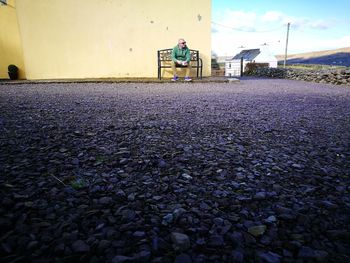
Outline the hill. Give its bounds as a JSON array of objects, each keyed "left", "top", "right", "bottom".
[{"left": 276, "top": 47, "right": 350, "bottom": 66}]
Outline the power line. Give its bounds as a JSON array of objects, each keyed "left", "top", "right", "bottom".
[{"left": 212, "top": 21, "right": 284, "bottom": 33}]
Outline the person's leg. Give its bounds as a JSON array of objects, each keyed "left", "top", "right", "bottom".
[
  {"left": 171, "top": 61, "right": 178, "bottom": 80},
  {"left": 185, "top": 63, "right": 192, "bottom": 81}
]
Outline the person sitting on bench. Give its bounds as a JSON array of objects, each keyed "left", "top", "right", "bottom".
[{"left": 171, "top": 38, "right": 192, "bottom": 82}]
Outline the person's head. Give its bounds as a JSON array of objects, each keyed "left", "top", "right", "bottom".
[{"left": 178, "top": 38, "right": 187, "bottom": 49}]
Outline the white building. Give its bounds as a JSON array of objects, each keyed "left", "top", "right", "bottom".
[{"left": 225, "top": 46, "right": 278, "bottom": 77}]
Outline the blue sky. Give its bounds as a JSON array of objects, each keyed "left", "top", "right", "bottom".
[{"left": 212, "top": 0, "right": 350, "bottom": 56}]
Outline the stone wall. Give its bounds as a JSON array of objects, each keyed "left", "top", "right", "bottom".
[{"left": 245, "top": 67, "right": 350, "bottom": 86}]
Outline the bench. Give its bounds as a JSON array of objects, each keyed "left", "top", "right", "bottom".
[{"left": 157, "top": 48, "right": 203, "bottom": 80}]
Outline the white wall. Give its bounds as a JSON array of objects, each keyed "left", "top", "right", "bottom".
[
  {"left": 255, "top": 47, "right": 278, "bottom": 68},
  {"left": 225, "top": 59, "right": 241, "bottom": 77}
]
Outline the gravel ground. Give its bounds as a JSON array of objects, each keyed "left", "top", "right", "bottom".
[{"left": 1, "top": 79, "right": 350, "bottom": 263}]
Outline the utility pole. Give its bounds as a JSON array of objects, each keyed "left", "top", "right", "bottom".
[{"left": 283, "top": 22, "right": 290, "bottom": 68}]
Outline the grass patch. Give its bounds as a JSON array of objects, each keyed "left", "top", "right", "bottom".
[{"left": 70, "top": 178, "right": 88, "bottom": 189}]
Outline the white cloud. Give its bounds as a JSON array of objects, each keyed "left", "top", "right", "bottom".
[
  {"left": 320, "top": 35, "right": 350, "bottom": 49},
  {"left": 262, "top": 11, "right": 284, "bottom": 22},
  {"left": 212, "top": 29, "right": 285, "bottom": 56},
  {"left": 309, "top": 20, "right": 331, "bottom": 30},
  {"left": 284, "top": 34, "right": 350, "bottom": 54},
  {"left": 261, "top": 12, "right": 307, "bottom": 29},
  {"left": 212, "top": 9, "right": 342, "bottom": 56},
  {"left": 217, "top": 10, "right": 332, "bottom": 32},
  {"left": 219, "top": 10, "right": 257, "bottom": 31}
]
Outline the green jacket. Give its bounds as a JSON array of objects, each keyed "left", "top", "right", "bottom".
[{"left": 171, "top": 45, "right": 191, "bottom": 63}]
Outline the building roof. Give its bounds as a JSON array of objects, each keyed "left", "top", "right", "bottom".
[{"left": 232, "top": 49, "right": 261, "bottom": 61}]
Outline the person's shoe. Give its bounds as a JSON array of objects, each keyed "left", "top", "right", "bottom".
[
  {"left": 184, "top": 77, "right": 192, "bottom": 82},
  {"left": 171, "top": 76, "right": 179, "bottom": 81}
]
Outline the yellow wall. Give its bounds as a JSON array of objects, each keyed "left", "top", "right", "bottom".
[
  {"left": 15, "top": 0, "right": 211, "bottom": 80},
  {"left": 0, "top": 0, "right": 25, "bottom": 79}
]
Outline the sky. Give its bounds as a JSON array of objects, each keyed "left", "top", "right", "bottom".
[{"left": 212, "top": 0, "right": 350, "bottom": 56}]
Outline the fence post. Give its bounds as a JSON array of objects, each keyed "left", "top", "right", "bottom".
[{"left": 240, "top": 58, "right": 243, "bottom": 77}]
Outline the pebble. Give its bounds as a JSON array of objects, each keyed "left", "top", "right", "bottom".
[
  {"left": 298, "top": 246, "right": 316, "bottom": 259},
  {"left": 161, "top": 214, "right": 174, "bottom": 226},
  {"left": 208, "top": 235, "right": 225, "bottom": 247},
  {"left": 181, "top": 173, "right": 193, "bottom": 180},
  {"left": 265, "top": 215, "right": 277, "bottom": 224},
  {"left": 99, "top": 196, "right": 112, "bottom": 205},
  {"left": 175, "top": 253, "right": 192, "bottom": 263},
  {"left": 248, "top": 225, "right": 267, "bottom": 237},
  {"left": 112, "top": 255, "right": 133, "bottom": 263},
  {"left": 231, "top": 250, "right": 244, "bottom": 263},
  {"left": 71, "top": 240, "right": 90, "bottom": 253},
  {"left": 254, "top": 191, "right": 267, "bottom": 200},
  {"left": 133, "top": 231, "right": 146, "bottom": 238},
  {"left": 171, "top": 232, "right": 190, "bottom": 251},
  {"left": 258, "top": 251, "right": 282, "bottom": 263}
]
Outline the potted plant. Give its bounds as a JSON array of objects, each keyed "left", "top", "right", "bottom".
[{"left": 8, "top": 64, "right": 19, "bottom": 80}]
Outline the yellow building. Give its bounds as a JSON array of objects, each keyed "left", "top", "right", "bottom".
[
  {"left": 0, "top": 0, "right": 25, "bottom": 79},
  {"left": 0, "top": 0, "right": 211, "bottom": 80}
]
